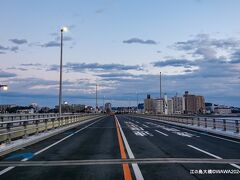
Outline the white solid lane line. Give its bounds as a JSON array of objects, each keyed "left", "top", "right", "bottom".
[
  {"left": 115, "top": 116, "right": 144, "bottom": 180},
  {"left": 142, "top": 124, "right": 149, "bottom": 128},
  {"left": 155, "top": 130, "right": 168, "bottom": 136},
  {"left": 188, "top": 145, "right": 240, "bottom": 169},
  {"left": 0, "top": 118, "right": 103, "bottom": 176}
]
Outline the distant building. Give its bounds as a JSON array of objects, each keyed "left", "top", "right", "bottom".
[
  {"left": 17, "top": 108, "right": 34, "bottom": 114},
  {"left": 196, "top": 96, "right": 205, "bottom": 114},
  {"left": 167, "top": 99, "right": 173, "bottom": 115},
  {"left": 214, "top": 106, "right": 231, "bottom": 114},
  {"left": 105, "top": 102, "right": 112, "bottom": 113},
  {"left": 152, "top": 98, "right": 165, "bottom": 114},
  {"left": 184, "top": 91, "right": 197, "bottom": 114},
  {"left": 137, "top": 103, "right": 144, "bottom": 113},
  {"left": 56, "top": 104, "right": 85, "bottom": 113},
  {"left": 172, "top": 96, "right": 185, "bottom": 114},
  {"left": 144, "top": 94, "right": 153, "bottom": 113},
  {"left": 183, "top": 91, "right": 205, "bottom": 114}
]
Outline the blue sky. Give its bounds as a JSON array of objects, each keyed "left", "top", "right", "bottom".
[{"left": 0, "top": 0, "right": 240, "bottom": 107}]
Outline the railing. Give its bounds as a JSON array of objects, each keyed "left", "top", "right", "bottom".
[
  {"left": 0, "top": 114, "right": 101, "bottom": 144},
  {"left": 135, "top": 114, "right": 240, "bottom": 134}
]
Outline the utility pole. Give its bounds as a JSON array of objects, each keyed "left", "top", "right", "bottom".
[
  {"left": 96, "top": 83, "right": 98, "bottom": 113},
  {"left": 160, "top": 72, "right": 162, "bottom": 99}
]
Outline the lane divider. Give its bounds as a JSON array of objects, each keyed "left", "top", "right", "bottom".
[
  {"left": 115, "top": 119, "right": 132, "bottom": 180},
  {"left": 155, "top": 130, "right": 168, "bottom": 136},
  {"left": 188, "top": 144, "right": 240, "bottom": 169},
  {"left": 115, "top": 115, "right": 144, "bottom": 180},
  {"left": 0, "top": 117, "right": 104, "bottom": 176}
]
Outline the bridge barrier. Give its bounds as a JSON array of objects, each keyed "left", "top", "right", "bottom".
[
  {"left": 0, "top": 114, "right": 102, "bottom": 144},
  {"left": 133, "top": 114, "right": 240, "bottom": 139}
]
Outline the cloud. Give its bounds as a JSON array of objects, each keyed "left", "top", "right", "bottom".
[
  {"left": 42, "top": 36, "right": 73, "bottom": 48},
  {"left": 0, "top": 70, "right": 17, "bottom": 78},
  {"left": 95, "top": 9, "right": 105, "bottom": 14},
  {"left": 66, "top": 62, "right": 143, "bottom": 71},
  {"left": 0, "top": 44, "right": 19, "bottom": 53},
  {"left": 10, "top": 46, "right": 19, "bottom": 52},
  {"left": 152, "top": 59, "right": 196, "bottom": 67},
  {"left": 21, "top": 63, "right": 42, "bottom": 67},
  {"left": 194, "top": 47, "right": 217, "bottom": 59},
  {"left": 9, "top": 38, "right": 28, "bottom": 45},
  {"left": 123, "top": 38, "right": 157, "bottom": 45},
  {"left": 97, "top": 72, "right": 135, "bottom": 78},
  {"left": 174, "top": 34, "right": 240, "bottom": 51},
  {"left": 42, "top": 41, "right": 60, "bottom": 47},
  {"left": 0, "top": 45, "right": 9, "bottom": 51},
  {"left": 55, "top": 36, "right": 73, "bottom": 41}
]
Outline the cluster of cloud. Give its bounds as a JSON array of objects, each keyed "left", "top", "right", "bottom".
[
  {"left": 1, "top": 33, "right": 240, "bottom": 106},
  {"left": 123, "top": 38, "right": 157, "bottom": 45}
]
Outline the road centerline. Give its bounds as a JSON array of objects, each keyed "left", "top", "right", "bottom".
[
  {"left": 115, "top": 117, "right": 133, "bottom": 180},
  {"left": 115, "top": 115, "right": 144, "bottom": 180}
]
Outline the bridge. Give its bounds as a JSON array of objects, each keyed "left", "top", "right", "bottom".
[{"left": 0, "top": 114, "right": 239, "bottom": 180}]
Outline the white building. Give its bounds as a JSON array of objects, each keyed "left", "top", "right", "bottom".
[
  {"left": 153, "top": 98, "right": 165, "bottom": 114},
  {"left": 167, "top": 99, "right": 173, "bottom": 115},
  {"left": 214, "top": 107, "right": 231, "bottom": 114},
  {"left": 172, "top": 96, "right": 185, "bottom": 114}
]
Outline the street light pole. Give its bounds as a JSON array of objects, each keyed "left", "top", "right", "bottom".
[{"left": 58, "top": 27, "right": 68, "bottom": 117}]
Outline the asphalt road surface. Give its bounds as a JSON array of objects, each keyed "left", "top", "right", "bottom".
[{"left": 0, "top": 115, "right": 239, "bottom": 180}]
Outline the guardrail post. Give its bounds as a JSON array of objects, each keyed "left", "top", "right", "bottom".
[
  {"left": 52, "top": 119, "right": 55, "bottom": 129},
  {"left": 58, "top": 117, "right": 61, "bottom": 128},
  {"left": 235, "top": 120, "right": 239, "bottom": 133},
  {"left": 204, "top": 118, "right": 207, "bottom": 128},
  {"left": 6, "top": 123, "right": 12, "bottom": 143},
  {"left": 36, "top": 120, "right": 39, "bottom": 135},
  {"left": 23, "top": 121, "right": 28, "bottom": 138},
  {"left": 0, "top": 116, "right": 3, "bottom": 127},
  {"left": 197, "top": 117, "right": 200, "bottom": 126},
  {"left": 44, "top": 119, "right": 48, "bottom": 132},
  {"left": 191, "top": 118, "right": 194, "bottom": 125},
  {"left": 223, "top": 119, "right": 226, "bottom": 131},
  {"left": 213, "top": 119, "right": 216, "bottom": 129}
]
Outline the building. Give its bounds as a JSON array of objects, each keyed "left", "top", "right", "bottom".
[
  {"left": 152, "top": 98, "right": 165, "bottom": 114},
  {"left": 105, "top": 102, "right": 112, "bottom": 113},
  {"left": 172, "top": 96, "right": 185, "bottom": 114},
  {"left": 214, "top": 106, "right": 231, "bottom": 114},
  {"left": 196, "top": 96, "right": 205, "bottom": 114},
  {"left": 183, "top": 91, "right": 205, "bottom": 114},
  {"left": 144, "top": 94, "right": 153, "bottom": 113},
  {"left": 184, "top": 91, "right": 197, "bottom": 114},
  {"left": 137, "top": 103, "right": 144, "bottom": 113},
  {"left": 167, "top": 99, "right": 173, "bottom": 115}
]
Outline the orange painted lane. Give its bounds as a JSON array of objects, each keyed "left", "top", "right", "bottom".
[{"left": 115, "top": 117, "right": 133, "bottom": 180}]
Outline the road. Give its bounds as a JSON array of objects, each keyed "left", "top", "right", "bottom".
[{"left": 0, "top": 115, "right": 239, "bottom": 180}]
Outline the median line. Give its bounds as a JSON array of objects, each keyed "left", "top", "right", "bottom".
[
  {"left": 115, "top": 118, "right": 132, "bottom": 180},
  {"left": 115, "top": 115, "right": 144, "bottom": 180}
]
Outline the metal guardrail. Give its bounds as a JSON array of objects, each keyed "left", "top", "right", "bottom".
[
  {"left": 0, "top": 113, "right": 90, "bottom": 122},
  {"left": 137, "top": 114, "right": 240, "bottom": 134},
  {"left": 0, "top": 114, "right": 100, "bottom": 144}
]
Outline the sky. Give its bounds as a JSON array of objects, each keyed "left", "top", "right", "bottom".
[{"left": 0, "top": 0, "right": 240, "bottom": 107}]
